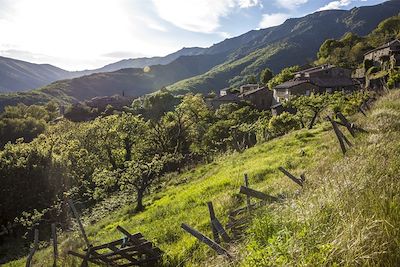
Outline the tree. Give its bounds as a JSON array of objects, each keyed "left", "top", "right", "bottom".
[
  {"left": 268, "top": 112, "right": 300, "bottom": 136},
  {"left": 246, "top": 75, "right": 257, "bottom": 84},
  {"left": 268, "top": 66, "right": 300, "bottom": 89},
  {"left": 290, "top": 94, "right": 330, "bottom": 129},
  {"left": 121, "top": 154, "right": 176, "bottom": 212},
  {"left": 260, "top": 68, "right": 273, "bottom": 85}
]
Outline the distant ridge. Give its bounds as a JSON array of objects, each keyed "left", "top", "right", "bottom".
[{"left": 0, "top": 0, "right": 399, "bottom": 110}]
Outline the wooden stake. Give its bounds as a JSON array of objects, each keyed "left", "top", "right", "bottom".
[
  {"left": 207, "top": 202, "right": 231, "bottom": 243},
  {"left": 207, "top": 202, "right": 220, "bottom": 244},
  {"left": 336, "top": 112, "right": 355, "bottom": 137},
  {"left": 211, "top": 219, "right": 231, "bottom": 243},
  {"left": 68, "top": 199, "right": 90, "bottom": 248},
  {"left": 239, "top": 186, "right": 278, "bottom": 202},
  {"left": 278, "top": 167, "right": 303, "bottom": 187},
  {"left": 244, "top": 174, "right": 251, "bottom": 211},
  {"left": 26, "top": 229, "right": 39, "bottom": 267},
  {"left": 328, "top": 116, "right": 347, "bottom": 155},
  {"left": 51, "top": 223, "right": 58, "bottom": 267},
  {"left": 181, "top": 223, "right": 232, "bottom": 258}
]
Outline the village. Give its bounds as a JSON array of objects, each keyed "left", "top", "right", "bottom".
[{"left": 206, "top": 38, "right": 400, "bottom": 115}]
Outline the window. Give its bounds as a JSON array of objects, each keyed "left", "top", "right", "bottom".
[{"left": 306, "top": 90, "right": 310, "bottom": 96}]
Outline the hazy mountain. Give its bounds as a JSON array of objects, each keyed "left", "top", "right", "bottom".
[
  {"left": 0, "top": 0, "right": 399, "bottom": 109},
  {"left": 0, "top": 56, "right": 74, "bottom": 92},
  {"left": 84, "top": 47, "right": 207, "bottom": 74},
  {"left": 0, "top": 47, "right": 208, "bottom": 93},
  {"left": 0, "top": 52, "right": 228, "bottom": 109}
]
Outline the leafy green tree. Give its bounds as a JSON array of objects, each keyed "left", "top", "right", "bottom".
[
  {"left": 260, "top": 68, "right": 273, "bottom": 85},
  {"left": 268, "top": 66, "right": 300, "bottom": 89}
]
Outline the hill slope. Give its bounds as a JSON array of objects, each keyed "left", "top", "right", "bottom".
[
  {"left": 7, "top": 88, "right": 400, "bottom": 266},
  {"left": 0, "top": 52, "right": 229, "bottom": 109},
  {"left": 0, "top": 56, "right": 73, "bottom": 92},
  {"left": 167, "top": 0, "right": 400, "bottom": 94}
]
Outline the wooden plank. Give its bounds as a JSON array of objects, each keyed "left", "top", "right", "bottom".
[
  {"left": 239, "top": 186, "right": 278, "bottom": 202},
  {"left": 92, "top": 242, "right": 153, "bottom": 259},
  {"left": 90, "top": 234, "right": 143, "bottom": 251},
  {"left": 278, "top": 167, "right": 303, "bottom": 187},
  {"left": 51, "top": 223, "right": 58, "bottom": 267},
  {"left": 244, "top": 174, "right": 251, "bottom": 211},
  {"left": 26, "top": 229, "right": 39, "bottom": 267},
  {"left": 68, "top": 199, "right": 90, "bottom": 247},
  {"left": 116, "top": 226, "right": 157, "bottom": 256},
  {"left": 207, "top": 202, "right": 220, "bottom": 244},
  {"left": 327, "top": 116, "right": 347, "bottom": 155},
  {"left": 211, "top": 219, "right": 231, "bottom": 243},
  {"left": 108, "top": 244, "right": 140, "bottom": 265},
  {"left": 359, "top": 106, "right": 367, "bottom": 117},
  {"left": 336, "top": 112, "right": 355, "bottom": 137},
  {"left": 181, "top": 223, "right": 232, "bottom": 258}
]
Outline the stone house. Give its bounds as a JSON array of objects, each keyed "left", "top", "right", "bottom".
[
  {"left": 364, "top": 39, "right": 400, "bottom": 70},
  {"left": 273, "top": 65, "right": 356, "bottom": 101},
  {"left": 239, "top": 86, "right": 273, "bottom": 110}
]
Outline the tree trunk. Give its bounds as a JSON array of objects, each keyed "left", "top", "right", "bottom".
[
  {"left": 308, "top": 110, "right": 319, "bottom": 129},
  {"left": 135, "top": 188, "right": 145, "bottom": 212}
]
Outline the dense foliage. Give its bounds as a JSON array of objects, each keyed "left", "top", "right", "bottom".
[{"left": 316, "top": 15, "right": 400, "bottom": 68}]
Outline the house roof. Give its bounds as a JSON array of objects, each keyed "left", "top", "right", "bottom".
[
  {"left": 311, "top": 77, "right": 356, "bottom": 87},
  {"left": 240, "top": 83, "right": 259, "bottom": 88},
  {"left": 239, "top": 86, "right": 268, "bottom": 97},
  {"left": 213, "top": 94, "right": 241, "bottom": 102},
  {"left": 294, "top": 64, "right": 334, "bottom": 75},
  {"left": 274, "top": 80, "right": 311, "bottom": 90},
  {"left": 364, "top": 39, "right": 400, "bottom": 56}
]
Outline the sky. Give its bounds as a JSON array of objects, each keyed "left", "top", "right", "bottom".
[{"left": 0, "top": 0, "right": 387, "bottom": 71}]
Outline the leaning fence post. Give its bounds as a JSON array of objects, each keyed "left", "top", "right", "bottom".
[
  {"left": 336, "top": 112, "right": 355, "bottom": 137},
  {"left": 51, "top": 223, "right": 58, "bottom": 266},
  {"left": 68, "top": 199, "right": 91, "bottom": 248},
  {"left": 181, "top": 223, "right": 232, "bottom": 258},
  {"left": 278, "top": 167, "right": 304, "bottom": 187},
  {"left": 26, "top": 229, "right": 39, "bottom": 267},
  {"left": 327, "top": 116, "right": 347, "bottom": 155},
  {"left": 207, "top": 202, "right": 220, "bottom": 244},
  {"left": 244, "top": 174, "right": 251, "bottom": 211}
]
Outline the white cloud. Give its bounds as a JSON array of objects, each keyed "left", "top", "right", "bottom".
[
  {"left": 317, "top": 0, "right": 352, "bottom": 11},
  {"left": 275, "top": 0, "right": 308, "bottom": 10},
  {"left": 151, "top": 0, "right": 261, "bottom": 33},
  {"left": 238, "top": 0, "right": 262, "bottom": 8},
  {"left": 0, "top": 0, "right": 177, "bottom": 70},
  {"left": 259, "top": 13, "right": 290, "bottom": 28}
]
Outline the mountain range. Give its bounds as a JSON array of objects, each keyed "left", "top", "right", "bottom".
[{"left": 0, "top": 0, "right": 399, "bottom": 110}]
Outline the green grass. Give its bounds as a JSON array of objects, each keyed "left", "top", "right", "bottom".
[{"left": 6, "top": 89, "right": 400, "bottom": 266}]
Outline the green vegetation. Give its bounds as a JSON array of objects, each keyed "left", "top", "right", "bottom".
[
  {"left": 267, "top": 65, "right": 300, "bottom": 90},
  {"left": 316, "top": 15, "right": 400, "bottom": 68},
  {"left": 0, "top": 87, "right": 375, "bottom": 265},
  {"left": 241, "top": 89, "right": 400, "bottom": 266}
]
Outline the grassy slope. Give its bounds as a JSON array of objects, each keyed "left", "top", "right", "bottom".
[{"left": 6, "top": 89, "right": 400, "bottom": 266}]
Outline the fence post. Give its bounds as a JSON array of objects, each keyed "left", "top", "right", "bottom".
[
  {"left": 68, "top": 199, "right": 90, "bottom": 248},
  {"left": 51, "top": 223, "right": 58, "bottom": 267},
  {"left": 207, "top": 202, "right": 220, "bottom": 244},
  {"left": 26, "top": 229, "right": 39, "bottom": 267},
  {"left": 336, "top": 112, "right": 355, "bottom": 137},
  {"left": 327, "top": 116, "right": 347, "bottom": 155},
  {"left": 181, "top": 223, "right": 232, "bottom": 258},
  {"left": 244, "top": 174, "right": 251, "bottom": 211}
]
